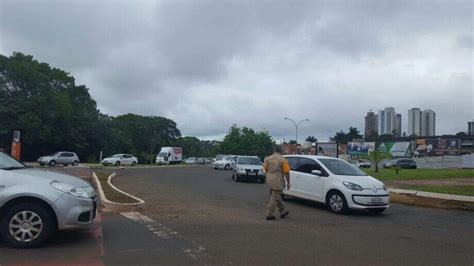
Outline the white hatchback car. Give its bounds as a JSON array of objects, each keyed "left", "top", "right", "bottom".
[{"left": 283, "top": 155, "right": 389, "bottom": 214}]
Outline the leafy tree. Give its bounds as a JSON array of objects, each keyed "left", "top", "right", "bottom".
[
  {"left": 288, "top": 140, "right": 298, "bottom": 145},
  {"left": 0, "top": 52, "right": 101, "bottom": 161},
  {"left": 367, "top": 150, "right": 391, "bottom": 173},
  {"left": 305, "top": 136, "right": 317, "bottom": 143},
  {"left": 219, "top": 125, "right": 275, "bottom": 159}
]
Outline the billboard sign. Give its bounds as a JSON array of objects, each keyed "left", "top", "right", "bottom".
[
  {"left": 316, "top": 142, "right": 338, "bottom": 158},
  {"left": 415, "top": 139, "right": 461, "bottom": 157},
  {"left": 377, "top": 142, "right": 412, "bottom": 157},
  {"left": 348, "top": 142, "right": 375, "bottom": 156}
]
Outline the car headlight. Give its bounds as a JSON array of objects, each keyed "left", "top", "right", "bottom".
[
  {"left": 51, "top": 181, "right": 89, "bottom": 198},
  {"left": 343, "top": 181, "right": 363, "bottom": 191},
  {"left": 237, "top": 167, "right": 245, "bottom": 172}
]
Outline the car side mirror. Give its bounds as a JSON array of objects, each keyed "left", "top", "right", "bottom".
[{"left": 311, "top": 170, "right": 322, "bottom": 176}]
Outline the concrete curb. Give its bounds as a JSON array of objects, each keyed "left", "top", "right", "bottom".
[
  {"left": 388, "top": 188, "right": 474, "bottom": 211},
  {"left": 92, "top": 172, "right": 145, "bottom": 212}
]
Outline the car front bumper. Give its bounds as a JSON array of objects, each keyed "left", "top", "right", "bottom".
[
  {"left": 54, "top": 193, "right": 98, "bottom": 230},
  {"left": 236, "top": 172, "right": 265, "bottom": 179},
  {"left": 347, "top": 193, "right": 390, "bottom": 209}
]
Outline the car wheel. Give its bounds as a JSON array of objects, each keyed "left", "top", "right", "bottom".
[
  {"left": 72, "top": 161, "right": 79, "bottom": 166},
  {"left": 224, "top": 164, "right": 230, "bottom": 170},
  {"left": 132, "top": 161, "right": 137, "bottom": 166},
  {"left": 48, "top": 160, "right": 56, "bottom": 167},
  {"left": 0, "top": 202, "right": 56, "bottom": 248},
  {"left": 326, "top": 190, "right": 348, "bottom": 214},
  {"left": 259, "top": 178, "right": 265, "bottom": 183},
  {"left": 369, "top": 208, "right": 386, "bottom": 214},
  {"left": 115, "top": 161, "right": 121, "bottom": 167}
]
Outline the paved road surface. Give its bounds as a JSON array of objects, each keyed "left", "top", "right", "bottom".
[
  {"left": 110, "top": 166, "right": 474, "bottom": 266},
  {"left": 1, "top": 166, "right": 473, "bottom": 265}
]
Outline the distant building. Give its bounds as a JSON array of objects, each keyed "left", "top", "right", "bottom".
[
  {"left": 364, "top": 111, "right": 378, "bottom": 137},
  {"left": 378, "top": 107, "right": 400, "bottom": 135},
  {"left": 421, "top": 110, "right": 436, "bottom": 136},
  {"left": 468, "top": 121, "right": 474, "bottom": 135},
  {"left": 395, "top": 113, "right": 402, "bottom": 136},
  {"left": 408, "top": 108, "right": 422, "bottom": 136}
]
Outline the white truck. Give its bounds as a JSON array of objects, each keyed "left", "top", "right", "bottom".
[{"left": 156, "top": 147, "right": 183, "bottom": 164}]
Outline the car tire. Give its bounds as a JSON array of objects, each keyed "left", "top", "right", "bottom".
[
  {"left": 259, "top": 178, "right": 265, "bottom": 183},
  {"left": 369, "top": 208, "right": 386, "bottom": 214},
  {"left": 0, "top": 202, "right": 56, "bottom": 248},
  {"left": 115, "top": 161, "right": 121, "bottom": 167},
  {"left": 132, "top": 161, "right": 137, "bottom": 166},
  {"left": 48, "top": 160, "right": 56, "bottom": 167},
  {"left": 326, "top": 190, "right": 349, "bottom": 214},
  {"left": 72, "top": 161, "right": 79, "bottom": 166},
  {"left": 224, "top": 164, "right": 230, "bottom": 170}
]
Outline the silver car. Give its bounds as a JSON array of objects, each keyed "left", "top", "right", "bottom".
[
  {"left": 0, "top": 152, "right": 97, "bottom": 248},
  {"left": 38, "top": 151, "right": 80, "bottom": 167},
  {"left": 101, "top": 154, "right": 138, "bottom": 166},
  {"left": 213, "top": 155, "right": 238, "bottom": 170},
  {"left": 232, "top": 156, "right": 265, "bottom": 183}
]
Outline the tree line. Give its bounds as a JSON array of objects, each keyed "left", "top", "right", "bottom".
[{"left": 0, "top": 52, "right": 275, "bottom": 163}]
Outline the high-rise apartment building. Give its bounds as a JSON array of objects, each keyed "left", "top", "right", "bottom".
[
  {"left": 364, "top": 111, "right": 378, "bottom": 137},
  {"left": 421, "top": 109, "right": 436, "bottom": 136},
  {"left": 408, "top": 108, "right": 422, "bottom": 136},
  {"left": 395, "top": 113, "right": 402, "bottom": 136},
  {"left": 378, "top": 107, "right": 399, "bottom": 135},
  {"left": 468, "top": 121, "right": 474, "bottom": 135}
]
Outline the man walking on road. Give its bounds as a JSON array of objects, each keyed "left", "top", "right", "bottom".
[{"left": 263, "top": 146, "right": 290, "bottom": 220}]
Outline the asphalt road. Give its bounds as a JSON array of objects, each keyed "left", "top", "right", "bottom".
[
  {"left": 1, "top": 166, "right": 473, "bottom": 265},
  {"left": 110, "top": 166, "right": 474, "bottom": 266}
]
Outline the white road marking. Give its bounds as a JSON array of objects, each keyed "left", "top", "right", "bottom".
[{"left": 120, "top": 211, "right": 210, "bottom": 261}]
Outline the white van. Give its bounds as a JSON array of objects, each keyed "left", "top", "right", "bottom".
[{"left": 156, "top": 147, "right": 183, "bottom": 164}]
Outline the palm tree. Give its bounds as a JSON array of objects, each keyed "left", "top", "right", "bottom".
[{"left": 368, "top": 150, "right": 392, "bottom": 173}]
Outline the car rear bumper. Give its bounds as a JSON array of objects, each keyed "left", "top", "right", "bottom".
[{"left": 55, "top": 193, "right": 98, "bottom": 230}]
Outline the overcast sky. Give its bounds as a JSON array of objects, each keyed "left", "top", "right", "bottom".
[{"left": 1, "top": 0, "right": 472, "bottom": 141}]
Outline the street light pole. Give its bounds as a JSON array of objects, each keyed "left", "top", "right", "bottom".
[{"left": 284, "top": 117, "right": 310, "bottom": 144}]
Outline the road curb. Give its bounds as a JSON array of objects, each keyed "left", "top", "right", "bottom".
[
  {"left": 388, "top": 188, "right": 474, "bottom": 211},
  {"left": 92, "top": 172, "right": 145, "bottom": 212}
]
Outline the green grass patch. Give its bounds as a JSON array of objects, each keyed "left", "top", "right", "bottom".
[
  {"left": 363, "top": 168, "right": 474, "bottom": 181},
  {"left": 95, "top": 172, "right": 139, "bottom": 204},
  {"left": 398, "top": 185, "right": 474, "bottom": 196}
]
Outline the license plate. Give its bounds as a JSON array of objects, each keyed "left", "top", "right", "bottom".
[{"left": 371, "top": 197, "right": 383, "bottom": 204}]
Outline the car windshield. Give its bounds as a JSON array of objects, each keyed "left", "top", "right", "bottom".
[
  {"left": 238, "top": 157, "right": 262, "bottom": 165},
  {"left": 158, "top": 152, "right": 168, "bottom": 157},
  {"left": 319, "top": 158, "right": 367, "bottom": 176},
  {"left": 0, "top": 152, "right": 26, "bottom": 170},
  {"left": 112, "top": 154, "right": 123, "bottom": 158}
]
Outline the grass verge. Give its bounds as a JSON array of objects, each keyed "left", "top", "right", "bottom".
[
  {"left": 394, "top": 185, "right": 474, "bottom": 197},
  {"left": 95, "top": 172, "right": 140, "bottom": 204},
  {"left": 363, "top": 168, "right": 474, "bottom": 181}
]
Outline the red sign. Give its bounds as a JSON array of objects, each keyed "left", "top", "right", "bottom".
[{"left": 11, "top": 142, "right": 21, "bottom": 160}]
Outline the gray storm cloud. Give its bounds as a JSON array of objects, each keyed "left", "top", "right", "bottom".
[{"left": 1, "top": 0, "right": 472, "bottom": 141}]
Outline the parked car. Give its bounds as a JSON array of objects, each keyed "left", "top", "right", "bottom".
[
  {"left": 213, "top": 155, "right": 238, "bottom": 170},
  {"left": 213, "top": 154, "right": 226, "bottom": 162},
  {"left": 0, "top": 152, "right": 97, "bottom": 248},
  {"left": 101, "top": 154, "right": 138, "bottom": 166},
  {"left": 383, "top": 158, "right": 417, "bottom": 169},
  {"left": 185, "top": 157, "right": 197, "bottom": 164},
  {"left": 352, "top": 159, "right": 371, "bottom": 168},
  {"left": 37, "top": 152, "right": 80, "bottom": 167},
  {"left": 283, "top": 155, "right": 389, "bottom": 214},
  {"left": 196, "top": 158, "right": 206, "bottom": 165},
  {"left": 232, "top": 156, "right": 265, "bottom": 183}
]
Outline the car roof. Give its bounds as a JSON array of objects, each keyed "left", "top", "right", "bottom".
[{"left": 283, "top": 155, "right": 340, "bottom": 160}]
